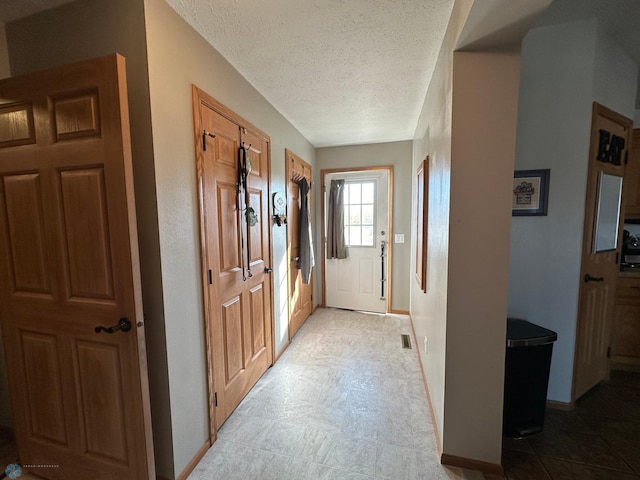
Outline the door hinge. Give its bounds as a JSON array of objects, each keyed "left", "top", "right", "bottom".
[
  {"left": 208, "top": 269, "right": 213, "bottom": 285},
  {"left": 607, "top": 346, "right": 611, "bottom": 358},
  {"left": 214, "top": 392, "right": 218, "bottom": 407}
]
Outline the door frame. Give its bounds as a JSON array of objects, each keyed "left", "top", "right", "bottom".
[
  {"left": 192, "top": 86, "right": 275, "bottom": 442},
  {"left": 320, "top": 166, "right": 394, "bottom": 313}
]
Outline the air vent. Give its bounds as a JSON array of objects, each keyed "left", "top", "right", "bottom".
[{"left": 401, "top": 334, "right": 412, "bottom": 349}]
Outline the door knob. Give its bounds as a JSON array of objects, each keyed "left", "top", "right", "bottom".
[
  {"left": 95, "top": 318, "right": 132, "bottom": 334},
  {"left": 264, "top": 266, "right": 273, "bottom": 273},
  {"left": 584, "top": 274, "right": 604, "bottom": 283}
]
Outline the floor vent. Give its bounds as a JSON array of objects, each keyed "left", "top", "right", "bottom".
[{"left": 401, "top": 334, "right": 412, "bottom": 349}]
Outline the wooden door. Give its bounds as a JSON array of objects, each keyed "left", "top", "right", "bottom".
[
  {"left": 286, "top": 149, "right": 313, "bottom": 339},
  {"left": 574, "top": 103, "right": 632, "bottom": 399},
  {"left": 0, "top": 55, "right": 154, "bottom": 479},
  {"left": 193, "top": 87, "right": 273, "bottom": 433}
]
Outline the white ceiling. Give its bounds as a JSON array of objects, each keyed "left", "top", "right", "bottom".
[{"left": 2, "top": 0, "right": 639, "bottom": 146}]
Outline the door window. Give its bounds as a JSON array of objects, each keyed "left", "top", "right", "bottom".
[{"left": 344, "top": 181, "right": 375, "bottom": 246}]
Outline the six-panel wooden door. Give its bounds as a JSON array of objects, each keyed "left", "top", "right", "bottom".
[
  {"left": 193, "top": 86, "right": 273, "bottom": 433},
  {"left": 0, "top": 55, "right": 154, "bottom": 479},
  {"left": 286, "top": 150, "right": 313, "bottom": 340}
]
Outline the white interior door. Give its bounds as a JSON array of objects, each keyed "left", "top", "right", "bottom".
[{"left": 325, "top": 170, "right": 389, "bottom": 313}]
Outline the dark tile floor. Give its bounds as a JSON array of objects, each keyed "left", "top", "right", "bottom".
[{"left": 500, "top": 370, "right": 640, "bottom": 480}]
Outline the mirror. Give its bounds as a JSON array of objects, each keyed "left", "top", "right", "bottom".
[{"left": 593, "top": 172, "right": 623, "bottom": 253}]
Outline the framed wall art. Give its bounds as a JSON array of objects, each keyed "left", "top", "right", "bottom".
[{"left": 512, "top": 169, "right": 550, "bottom": 216}]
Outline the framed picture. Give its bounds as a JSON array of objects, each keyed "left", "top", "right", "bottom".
[{"left": 512, "top": 169, "right": 550, "bottom": 216}]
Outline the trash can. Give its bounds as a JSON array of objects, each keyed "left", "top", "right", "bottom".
[{"left": 503, "top": 318, "right": 557, "bottom": 438}]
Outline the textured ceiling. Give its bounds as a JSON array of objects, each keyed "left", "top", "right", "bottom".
[
  {"left": 164, "top": 0, "right": 455, "bottom": 147},
  {"left": 3, "top": 1, "right": 638, "bottom": 146}
]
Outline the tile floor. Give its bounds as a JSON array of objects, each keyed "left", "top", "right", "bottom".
[
  {"left": 499, "top": 370, "right": 640, "bottom": 479},
  {"left": 189, "top": 308, "right": 483, "bottom": 480}
]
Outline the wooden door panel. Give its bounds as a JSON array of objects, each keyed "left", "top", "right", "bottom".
[
  {"left": 2, "top": 173, "right": 51, "bottom": 295},
  {"left": 249, "top": 284, "right": 266, "bottom": 358},
  {"left": 52, "top": 92, "right": 101, "bottom": 141},
  {"left": 249, "top": 189, "right": 264, "bottom": 263},
  {"left": 0, "top": 103, "right": 36, "bottom": 147},
  {"left": 59, "top": 168, "right": 114, "bottom": 301},
  {"left": 221, "top": 296, "right": 244, "bottom": 383},
  {"left": 74, "top": 340, "right": 128, "bottom": 462},
  {"left": 20, "top": 331, "right": 67, "bottom": 445},
  {"left": 217, "top": 183, "right": 241, "bottom": 273}
]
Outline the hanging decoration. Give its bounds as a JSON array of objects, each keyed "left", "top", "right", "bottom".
[{"left": 238, "top": 142, "right": 256, "bottom": 280}]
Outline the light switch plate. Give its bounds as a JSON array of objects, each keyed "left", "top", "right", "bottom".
[{"left": 394, "top": 234, "right": 405, "bottom": 244}]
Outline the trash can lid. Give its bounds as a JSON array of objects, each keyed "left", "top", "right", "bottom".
[{"left": 506, "top": 318, "right": 557, "bottom": 347}]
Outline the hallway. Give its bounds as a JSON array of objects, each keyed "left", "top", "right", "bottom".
[{"left": 188, "top": 308, "right": 482, "bottom": 479}]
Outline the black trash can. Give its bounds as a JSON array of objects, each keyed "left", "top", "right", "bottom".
[{"left": 503, "top": 318, "right": 557, "bottom": 438}]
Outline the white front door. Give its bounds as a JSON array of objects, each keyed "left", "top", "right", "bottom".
[{"left": 325, "top": 170, "right": 389, "bottom": 313}]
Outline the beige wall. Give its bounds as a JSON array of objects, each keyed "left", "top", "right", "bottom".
[
  {"left": 4, "top": 1, "right": 174, "bottom": 477},
  {"left": 316, "top": 141, "right": 412, "bottom": 311},
  {"left": 143, "top": 0, "right": 316, "bottom": 474},
  {"left": 445, "top": 51, "right": 520, "bottom": 463},
  {"left": 410, "top": 0, "right": 474, "bottom": 450}
]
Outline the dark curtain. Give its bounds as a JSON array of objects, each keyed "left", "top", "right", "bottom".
[
  {"left": 297, "top": 178, "right": 314, "bottom": 284},
  {"left": 327, "top": 179, "right": 347, "bottom": 259}
]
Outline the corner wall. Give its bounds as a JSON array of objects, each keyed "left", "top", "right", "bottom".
[
  {"left": 316, "top": 141, "right": 412, "bottom": 311},
  {"left": 445, "top": 51, "right": 520, "bottom": 464},
  {"left": 509, "top": 19, "right": 638, "bottom": 403},
  {"left": 143, "top": 0, "right": 316, "bottom": 474},
  {"left": 410, "top": 0, "right": 474, "bottom": 453}
]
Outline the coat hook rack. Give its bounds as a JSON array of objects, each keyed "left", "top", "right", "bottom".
[{"left": 202, "top": 130, "right": 216, "bottom": 151}]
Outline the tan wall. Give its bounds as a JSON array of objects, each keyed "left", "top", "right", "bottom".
[
  {"left": 316, "top": 141, "right": 412, "bottom": 312},
  {"left": 4, "top": 1, "right": 174, "bottom": 477},
  {"left": 410, "top": 0, "right": 474, "bottom": 449},
  {"left": 143, "top": 0, "right": 315, "bottom": 474},
  {"left": 445, "top": 51, "right": 520, "bottom": 463}
]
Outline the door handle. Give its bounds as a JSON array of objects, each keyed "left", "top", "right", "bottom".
[
  {"left": 264, "top": 266, "right": 273, "bottom": 273},
  {"left": 95, "top": 318, "right": 132, "bottom": 334},
  {"left": 584, "top": 274, "right": 604, "bottom": 283}
]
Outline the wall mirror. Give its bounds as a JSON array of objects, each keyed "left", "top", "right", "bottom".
[{"left": 593, "top": 172, "right": 623, "bottom": 253}]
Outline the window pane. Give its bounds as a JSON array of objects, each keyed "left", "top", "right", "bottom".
[
  {"left": 349, "top": 226, "right": 361, "bottom": 245},
  {"left": 362, "top": 182, "right": 374, "bottom": 204},
  {"left": 362, "top": 205, "right": 374, "bottom": 225},
  {"left": 349, "top": 205, "right": 361, "bottom": 225},
  {"left": 349, "top": 183, "right": 361, "bottom": 204},
  {"left": 362, "top": 226, "right": 374, "bottom": 246}
]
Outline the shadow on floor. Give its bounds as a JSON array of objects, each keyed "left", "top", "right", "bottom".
[{"left": 499, "top": 370, "right": 640, "bottom": 480}]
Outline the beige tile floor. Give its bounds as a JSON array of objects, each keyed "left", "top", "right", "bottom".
[{"left": 189, "top": 307, "right": 484, "bottom": 480}]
